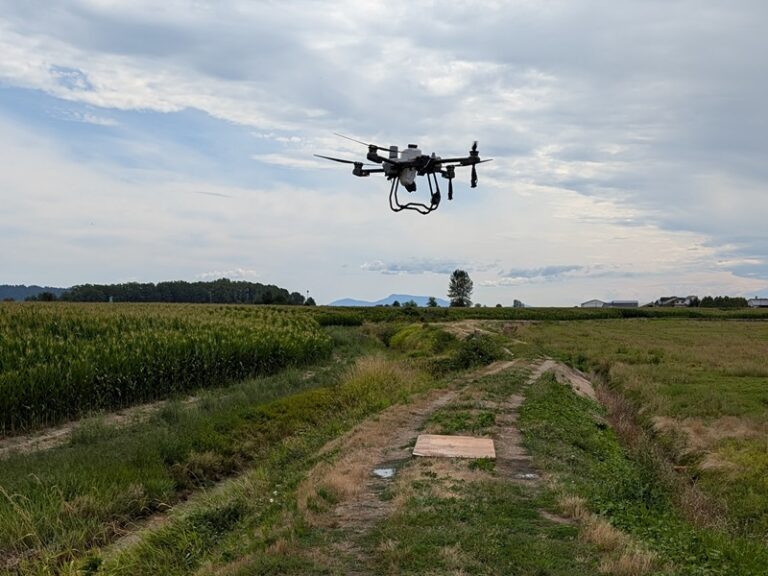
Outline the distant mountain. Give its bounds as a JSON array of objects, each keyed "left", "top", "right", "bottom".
[
  {"left": 330, "top": 294, "right": 450, "bottom": 307},
  {"left": 0, "top": 285, "right": 68, "bottom": 301}
]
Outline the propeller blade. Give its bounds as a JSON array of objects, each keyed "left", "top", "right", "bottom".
[
  {"left": 314, "top": 154, "right": 375, "bottom": 166},
  {"left": 448, "top": 178, "right": 454, "bottom": 201},
  {"left": 333, "top": 132, "right": 390, "bottom": 152},
  {"left": 477, "top": 159, "right": 493, "bottom": 164},
  {"left": 471, "top": 164, "right": 478, "bottom": 188},
  {"left": 314, "top": 154, "right": 357, "bottom": 164}
]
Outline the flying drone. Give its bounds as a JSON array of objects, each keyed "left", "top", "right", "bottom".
[{"left": 315, "top": 134, "right": 491, "bottom": 215}]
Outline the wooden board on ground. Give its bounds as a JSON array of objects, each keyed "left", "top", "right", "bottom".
[{"left": 413, "top": 434, "right": 496, "bottom": 459}]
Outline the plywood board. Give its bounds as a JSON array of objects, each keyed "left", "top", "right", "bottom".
[{"left": 412, "top": 434, "right": 495, "bottom": 459}]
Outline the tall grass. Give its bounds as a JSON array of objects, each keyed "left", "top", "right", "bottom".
[{"left": 0, "top": 303, "right": 332, "bottom": 433}]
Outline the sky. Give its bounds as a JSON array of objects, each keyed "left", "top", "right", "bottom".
[{"left": 1, "top": 0, "right": 767, "bottom": 306}]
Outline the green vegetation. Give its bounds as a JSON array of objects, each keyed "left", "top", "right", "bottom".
[
  {"left": 447, "top": 268, "right": 473, "bottom": 307},
  {"left": 0, "top": 329, "right": 385, "bottom": 574},
  {"left": 0, "top": 303, "right": 332, "bottom": 433},
  {"left": 92, "top": 356, "right": 435, "bottom": 576},
  {"left": 521, "top": 372, "right": 768, "bottom": 575},
  {"left": 5, "top": 303, "right": 768, "bottom": 575},
  {"left": 59, "top": 278, "right": 305, "bottom": 305},
  {"left": 360, "top": 476, "right": 597, "bottom": 575},
  {"left": 387, "top": 323, "right": 457, "bottom": 357},
  {"left": 326, "top": 304, "right": 768, "bottom": 323},
  {"left": 522, "top": 318, "right": 768, "bottom": 539}
]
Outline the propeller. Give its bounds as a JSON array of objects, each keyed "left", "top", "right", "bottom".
[
  {"left": 314, "top": 154, "right": 375, "bottom": 166},
  {"left": 470, "top": 159, "right": 493, "bottom": 188},
  {"left": 333, "top": 133, "right": 391, "bottom": 152},
  {"left": 468, "top": 142, "right": 492, "bottom": 188}
]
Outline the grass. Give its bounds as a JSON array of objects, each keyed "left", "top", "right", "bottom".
[
  {"left": 520, "top": 318, "right": 768, "bottom": 539},
  {"left": 360, "top": 477, "right": 598, "bottom": 575},
  {"left": 92, "top": 355, "right": 437, "bottom": 576},
  {"left": 426, "top": 400, "right": 496, "bottom": 435},
  {"left": 520, "top": 371, "right": 768, "bottom": 576}
]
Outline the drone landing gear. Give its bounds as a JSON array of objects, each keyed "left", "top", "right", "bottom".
[{"left": 388, "top": 172, "right": 450, "bottom": 215}]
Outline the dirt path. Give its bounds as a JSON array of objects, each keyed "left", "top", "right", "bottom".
[
  {"left": 0, "top": 396, "right": 197, "bottom": 459},
  {"left": 298, "top": 358, "right": 561, "bottom": 572},
  {"left": 492, "top": 359, "right": 555, "bottom": 480},
  {"left": 298, "top": 378, "right": 464, "bottom": 533}
]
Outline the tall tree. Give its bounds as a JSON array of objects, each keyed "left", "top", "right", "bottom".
[{"left": 448, "top": 269, "right": 473, "bottom": 307}]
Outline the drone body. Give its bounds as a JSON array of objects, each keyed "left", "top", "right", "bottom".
[{"left": 315, "top": 134, "right": 491, "bottom": 215}]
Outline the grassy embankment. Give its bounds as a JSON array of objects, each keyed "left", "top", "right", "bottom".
[
  {"left": 522, "top": 371, "right": 768, "bottom": 575},
  {"left": 520, "top": 318, "right": 768, "bottom": 541}
]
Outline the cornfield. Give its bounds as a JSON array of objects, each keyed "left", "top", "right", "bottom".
[{"left": 0, "top": 303, "right": 332, "bottom": 433}]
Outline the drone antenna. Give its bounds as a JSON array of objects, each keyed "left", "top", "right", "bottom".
[{"left": 333, "top": 133, "right": 389, "bottom": 152}]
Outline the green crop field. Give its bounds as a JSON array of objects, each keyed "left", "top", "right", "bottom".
[{"left": 0, "top": 303, "right": 332, "bottom": 433}]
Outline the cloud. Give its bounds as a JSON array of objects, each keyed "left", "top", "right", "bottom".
[
  {"left": 2, "top": 1, "right": 768, "bottom": 304},
  {"left": 361, "top": 259, "right": 497, "bottom": 276},
  {"left": 54, "top": 108, "right": 118, "bottom": 126},
  {"left": 197, "top": 268, "right": 261, "bottom": 281},
  {"left": 502, "top": 265, "right": 584, "bottom": 280}
]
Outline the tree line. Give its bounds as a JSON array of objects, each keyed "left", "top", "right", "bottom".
[{"left": 25, "top": 279, "right": 314, "bottom": 305}]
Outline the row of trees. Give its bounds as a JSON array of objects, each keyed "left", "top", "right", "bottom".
[
  {"left": 27, "top": 279, "right": 315, "bottom": 306},
  {"left": 699, "top": 296, "right": 749, "bottom": 308}
]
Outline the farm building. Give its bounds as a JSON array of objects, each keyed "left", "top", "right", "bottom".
[
  {"left": 748, "top": 298, "right": 768, "bottom": 308},
  {"left": 580, "top": 299, "right": 639, "bottom": 308}
]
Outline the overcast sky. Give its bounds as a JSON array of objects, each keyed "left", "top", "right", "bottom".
[{"left": 2, "top": 1, "right": 766, "bottom": 305}]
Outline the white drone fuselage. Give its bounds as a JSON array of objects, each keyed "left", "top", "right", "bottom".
[{"left": 397, "top": 145, "right": 420, "bottom": 186}]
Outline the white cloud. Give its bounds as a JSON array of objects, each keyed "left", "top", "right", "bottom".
[{"left": 197, "top": 268, "right": 261, "bottom": 281}]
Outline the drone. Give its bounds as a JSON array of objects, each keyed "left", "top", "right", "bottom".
[{"left": 315, "top": 134, "right": 491, "bottom": 215}]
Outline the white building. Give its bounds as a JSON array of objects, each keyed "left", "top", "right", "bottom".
[
  {"left": 581, "top": 299, "right": 605, "bottom": 308},
  {"left": 748, "top": 298, "right": 768, "bottom": 308}
]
